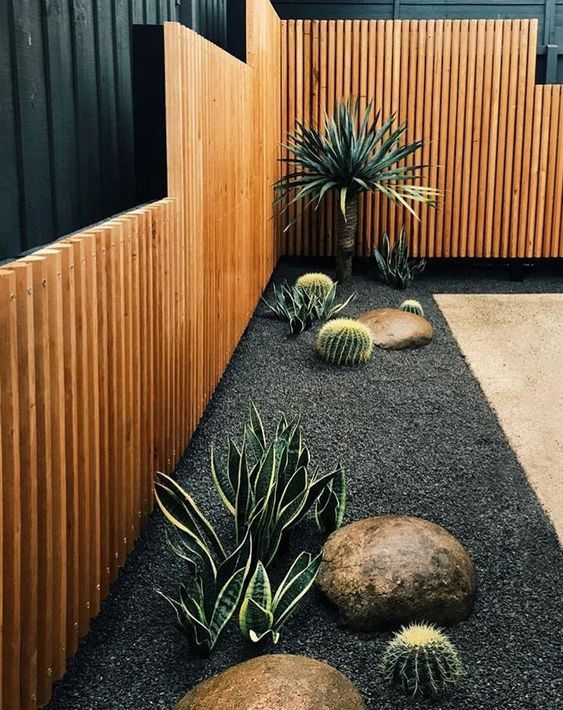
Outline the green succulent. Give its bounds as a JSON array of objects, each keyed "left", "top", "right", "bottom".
[
  {"left": 399, "top": 299, "right": 424, "bottom": 317},
  {"left": 373, "top": 228, "right": 426, "bottom": 288},
  {"left": 262, "top": 281, "right": 356, "bottom": 335},
  {"left": 314, "top": 467, "right": 346, "bottom": 533},
  {"left": 211, "top": 403, "right": 346, "bottom": 566},
  {"left": 381, "top": 623, "right": 464, "bottom": 698},
  {"left": 155, "top": 474, "right": 253, "bottom": 656},
  {"left": 239, "top": 552, "right": 322, "bottom": 644},
  {"left": 295, "top": 272, "right": 335, "bottom": 299},
  {"left": 316, "top": 318, "right": 373, "bottom": 366}
]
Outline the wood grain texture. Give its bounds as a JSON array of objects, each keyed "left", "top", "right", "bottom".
[
  {"left": 0, "top": 2, "right": 281, "bottom": 707},
  {"left": 280, "top": 18, "right": 563, "bottom": 258}
]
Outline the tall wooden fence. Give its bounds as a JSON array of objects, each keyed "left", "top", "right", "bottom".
[
  {"left": 0, "top": 0, "right": 280, "bottom": 707},
  {"left": 280, "top": 19, "right": 563, "bottom": 258}
]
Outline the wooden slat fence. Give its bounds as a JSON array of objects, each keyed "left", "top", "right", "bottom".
[
  {"left": 0, "top": 1, "right": 280, "bottom": 707},
  {"left": 281, "top": 19, "right": 563, "bottom": 258}
]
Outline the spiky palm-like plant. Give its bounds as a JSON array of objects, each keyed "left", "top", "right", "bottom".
[{"left": 275, "top": 99, "right": 439, "bottom": 282}]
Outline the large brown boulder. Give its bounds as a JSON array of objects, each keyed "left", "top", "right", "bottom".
[
  {"left": 316, "top": 516, "right": 476, "bottom": 630},
  {"left": 175, "top": 654, "right": 366, "bottom": 710},
  {"left": 358, "top": 308, "right": 432, "bottom": 349}
]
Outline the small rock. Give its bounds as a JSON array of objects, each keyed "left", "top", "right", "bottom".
[
  {"left": 175, "top": 654, "right": 366, "bottom": 709},
  {"left": 316, "top": 516, "right": 476, "bottom": 630},
  {"left": 358, "top": 308, "right": 433, "bottom": 349}
]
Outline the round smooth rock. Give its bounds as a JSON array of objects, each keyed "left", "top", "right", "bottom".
[
  {"left": 316, "top": 516, "right": 476, "bottom": 631},
  {"left": 358, "top": 308, "right": 433, "bottom": 349},
  {"left": 175, "top": 654, "right": 366, "bottom": 710}
]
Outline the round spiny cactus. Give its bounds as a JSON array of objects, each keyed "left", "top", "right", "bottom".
[
  {"left": 381, "top": 623, "right": 464, "bottom": 699},
  {"left": 295, "top": 272, "right": 335, "bottom": 299},
  {"left": 316, "top": 318, "right": 373, "bottom": 366},
  {"left": 399, "top": 299, "right": 424, "bottom": 317}
]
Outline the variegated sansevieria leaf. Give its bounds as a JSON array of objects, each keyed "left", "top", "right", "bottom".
[
  {"left": 156, "top": 472, "right": 226, "bottom": 560},
  {"left": 272, "top": 552, "right": 322, "bottom": 630},
  {"left": 315, "top": 465, "right": 347, "bottom": 533},
  {"left": 239, "top": 552, "right": 322, "bottom": 645},
  {"left": 239, "top": 562, "right": 273, "bottom": 640}
]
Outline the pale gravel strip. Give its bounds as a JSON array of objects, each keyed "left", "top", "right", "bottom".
[{"left": 435, "top": 294, "right": 563, "bottom": 543}]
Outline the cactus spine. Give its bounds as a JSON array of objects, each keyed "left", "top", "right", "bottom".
[
  {"left": 295, "top": 272, "right": 335, "bottom": 299},
  {"left": 381, "top": 623, "right": 464, "bottom": 698},
  {"left": 316, "top": 318, "right": 373, "bottom": 366},
  {"left": 399, "top": 299, "right": 424, "bottom": 317}
]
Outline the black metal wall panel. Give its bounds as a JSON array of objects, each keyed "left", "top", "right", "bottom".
[
  {"left": 0, "top": 0, "right": 228, "bottom": 262},
  {"left": 273, "top": 0, "right": 563, "bottom": 82}
]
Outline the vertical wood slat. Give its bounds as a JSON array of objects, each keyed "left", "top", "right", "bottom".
[
  {"left": 0, "top": 2, "right": 281, "bottom": 708},
  {"left": 280, "top": 18, "right": 563, "bottom": 259}
]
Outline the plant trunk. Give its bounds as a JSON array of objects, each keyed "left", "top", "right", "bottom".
[{"left": 336, "top": 194, "right": 358, "bottom": 283}]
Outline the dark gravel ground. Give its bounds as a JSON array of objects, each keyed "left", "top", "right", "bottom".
[{"left": 48, "top": 259, "right": 563, "bottom": 710}]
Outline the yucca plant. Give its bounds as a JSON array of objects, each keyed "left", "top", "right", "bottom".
[
  {"left": 155, "top": 473, "right": 253, "bottom": 655},
  {"left": 373, "top": 229, "right": 426, "bottom": 288},
  {"left": 239, "top": 552, "right": 322, "bottom": 644},
  {"left": 275, "top": 98, "right": 439, "bottom": 282},
  {"left": 211, "top": 404, "right": 346, "bottom": 566},
  {"left": 262, "top": 281, "right": 355, "bottom": 335}
]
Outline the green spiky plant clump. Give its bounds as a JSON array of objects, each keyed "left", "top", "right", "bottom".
[
  {"left": 316, "top": 318, "right": 373, "bottom": 366},
  {"left": 399, "top": 299, "right": 424, "bottom": 317},
  {"left": 274, "top": 98, "right": 439, "bottom": 283},
  {"left": 381, "top": 623, "right": 464, "bottom": 699},
  {"left": 374, "top": 228, "right": 426, "bottom": 288},
  {"left": 155, "top": 403, "right": 347, "bottom": 655},
  {"left": 295, "top": 272, "right": 335, "bottom": 299},
  {"left": 262, "top": 281, "right": 356, "bottom": 335},
  {"left": 239, "top": 552, "right": 322, "bottom": 644}
]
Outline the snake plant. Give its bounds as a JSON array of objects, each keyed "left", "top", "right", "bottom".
[
  {"left": 314, "top": 466, "right": 347, "bottom": 533},
  {"left": 275, "top": 98, "right": 439, "bottom": 282},
  {"left": 262, "top": 281, "right": 355, "bottom": 335},
  {"left": 155, "top": 472, "right": 253, "bottom": 655},
  {"left": 373, "top": 228, "right": 426, "bottom": 288},
  {"left": 211, "top": 403, "right": 346, "bottom": 566},
  {"left": 239, "top": 552, "right": 322, "bottom": 644}
]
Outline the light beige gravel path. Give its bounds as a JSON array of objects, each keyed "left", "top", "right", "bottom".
[{"left": 435, "top": 293, "right": 563, "bottom": 543}]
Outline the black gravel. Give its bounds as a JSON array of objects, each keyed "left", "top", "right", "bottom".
[{"left": 48, "top": 259, "right": 563, "bottom": 710}]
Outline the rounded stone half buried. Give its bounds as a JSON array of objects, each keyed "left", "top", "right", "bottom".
[
  {"left": 175, "top": 654, "right": 366, "bottom": 710},
  {"left": 358, "top": 308, "right": 433, "bottom": 349},
  {"left": 316, "top": 515, "right": 476, "bottom": 631}
]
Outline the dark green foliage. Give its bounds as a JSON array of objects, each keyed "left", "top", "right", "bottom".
[
  {"left": 262, "top": 281, "right": 356, "bottom": 335},
  {"left": 314, "top": 467, "right": 347, "bottom": 533},
  {"left": 238, "top": 552, "right": 322, "bottom": 644},
  {"left": 373, "top": 229, "right": 427, "bottom": 288},
  {"left": 211, "top": 403, "right": 346, "bottom": 566},
  {"left": 274, "top": 98, "right": 439, "bottom": 223},
  {"left": 155, "top": 473, "right": 253, "bottom": 655}
]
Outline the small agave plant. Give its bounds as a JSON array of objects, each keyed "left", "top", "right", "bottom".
[
  {"left": 262, "top": 281, "right": 356, "bottom": 335},
  {"left": 239, "top": 552, "right": 322, "bottom": 644},
  {"left": 373, "top": 228, "right": 426, "bottom": 289}
]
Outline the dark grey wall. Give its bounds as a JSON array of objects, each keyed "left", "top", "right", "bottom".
[
  {"left": 273, "top": 1, "right": 563, "bottom": 83},
  {"left": 0, "top": 0, "right": 228, "bottom": 262}
]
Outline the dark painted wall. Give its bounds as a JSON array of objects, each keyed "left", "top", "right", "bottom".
[
  {"left": 273, "top": 1, "right": 563, "bottom": 82},
  {"left": 0, "top": 0, "right": 228, "bottom": 262}
]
